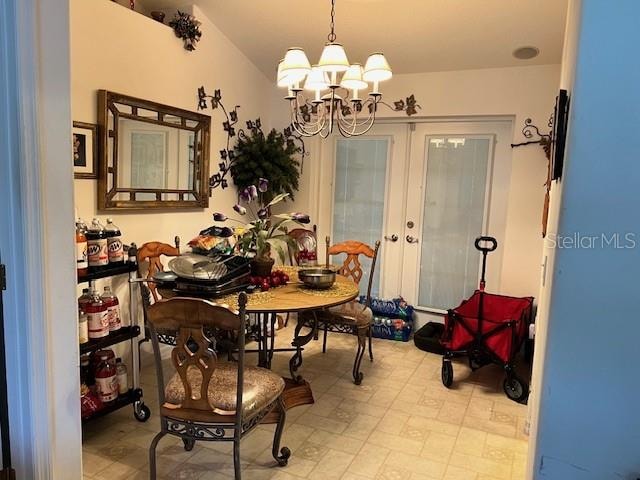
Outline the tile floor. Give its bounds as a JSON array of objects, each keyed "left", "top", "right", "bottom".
[{"left": 82, "top": 323, "right": 530, "bottom": 480}]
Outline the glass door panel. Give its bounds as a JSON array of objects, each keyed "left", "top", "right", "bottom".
[
  {"left": 418, "top": 136, "right": 492, "bottom": 310},
  {"left": 332, "top": 138, "right": 389, "bottom": 297}
]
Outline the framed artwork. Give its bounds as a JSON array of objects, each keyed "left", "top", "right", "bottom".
[
  {"left": 73, "top": 121, "right": 98, "bottom": 179},
  {"left": 551, "top": 89, "right": 570, "bottom": 181}
]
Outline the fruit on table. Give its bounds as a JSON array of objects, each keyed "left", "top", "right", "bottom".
[{"left": 250, "top": 270, "right": 289, "bottom": 292}]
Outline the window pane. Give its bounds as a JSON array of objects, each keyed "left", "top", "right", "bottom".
[
  {"left": 332, "top": 138, "right": 388, "bottom": 297},
  {"left": 418, "top": 137, "right": 491, "bottom": 310}
]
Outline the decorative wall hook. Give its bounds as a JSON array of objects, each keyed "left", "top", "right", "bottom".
[{"left": 511, "top": 117, "right": 552, "bottom": 159}]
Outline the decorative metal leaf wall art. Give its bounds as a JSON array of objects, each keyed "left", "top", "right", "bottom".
[
  {"left": 169, "top": 11, "right": 202, "bottom": 51},
  {"left": 197, "top": 87, "right": 308, "bottom": 195}
]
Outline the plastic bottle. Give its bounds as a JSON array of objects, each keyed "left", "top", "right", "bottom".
[
  {"left": 75, "top": 218, "right": 88, "bottom": 276},
  {"left": 86, "top": 218, "right": 109, "bottom": 270},
  {"left": 78, "top": 288, "right": 92, "bottom": 313},
  {"left": 105, "top": 218, "right": 124, "bottom": 265},
  {"left": 85, "top": 289, "right": 109, "bottom": 339},
  {"left": 127, "top": 242, "right": 138, "bottom": 264},
  {"left": 115, "top": 358, "right": 128, "bottom": 395},
  {"left": 95, "top": 352, "right": 118, "bottom": 404},
  {"left": 78, "top": 311, "right": 89, "bottom": 344},
  {"left": 101, "top": 286, "right": 122, "bottom": 332},
  {"left": 80, "top": 354, "right": 93, "bottom": 386}
]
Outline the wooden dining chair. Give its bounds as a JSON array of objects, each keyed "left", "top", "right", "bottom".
[
  {"left": 286, "top": 225, "right": 318, "bottom": 266},
  {"left": 300, "top": 237, "right": 381, "bottom": 385},
  {"left": 147, "top": 294, "right": 290, "bottom": 480},
  {"left": 136, "top": 238, "right": 182, "bottom": 347}
]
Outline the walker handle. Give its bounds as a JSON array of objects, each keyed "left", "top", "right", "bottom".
[{"left": 475, "top": 236, "right": 498, "bottom": 253}]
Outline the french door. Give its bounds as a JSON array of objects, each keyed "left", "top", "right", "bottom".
[{"left": 319, "top": 119, "right": 513, "bottom": 320}]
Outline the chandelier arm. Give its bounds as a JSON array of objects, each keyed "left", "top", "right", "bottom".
[
  {"left": 289, "top": 98, "right": 328, "bottom": 137},
  {"left": 339, "top": 99, "right": 376, "bottom": 127}
]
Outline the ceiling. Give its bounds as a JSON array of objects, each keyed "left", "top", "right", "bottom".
[{"left": 141, "top": 0, "right": 567, "bottom": 78}]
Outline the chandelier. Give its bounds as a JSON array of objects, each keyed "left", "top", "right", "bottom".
[{"left": 276, "top": 0, "right": 393, "bottom": 138}]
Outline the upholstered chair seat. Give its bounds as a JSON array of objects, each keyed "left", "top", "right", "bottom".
[
  {"left": 309, "top": 301, "right": 373, "bottom": 328},
  {"left": 164, "top": 363, "right": 285, "bottom": 419}
]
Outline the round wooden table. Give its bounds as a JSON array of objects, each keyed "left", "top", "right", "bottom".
[
  {"left": 219, "top": 274, "right": 358, "bottom": 371},
  {"left": 229, "top": 273, "right": 359, "bottom": 419},
  {"left": 242, "top": 274, "right": 359, "bottom": 313},
  {"left": 158, "top": 272, "right": 359, "bottom": 420}
]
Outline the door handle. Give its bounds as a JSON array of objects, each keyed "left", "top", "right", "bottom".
[
  {"left": 406, "top": 235, "right": 419, "bottom": 244},
  {"left": 384, "top": 234, "right": 398, "bottom": 242}
]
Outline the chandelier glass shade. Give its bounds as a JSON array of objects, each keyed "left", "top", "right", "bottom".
[{"left": 277, "top": 0, "right": 392, "bottom": 137}]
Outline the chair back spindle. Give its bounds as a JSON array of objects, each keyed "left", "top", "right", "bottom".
[
  {"left": 325, "top": 237, "right": 381, "bottom": 307},
  {"left": 146, "top": 294, "right": 247, "bottom": 417}
]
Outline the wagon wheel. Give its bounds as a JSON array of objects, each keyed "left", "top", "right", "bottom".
[
  {"left": 503, "top": 374, "right": 529, "bottom": 404},
  {"left": 441, "top": 359, "right": 453, "bottom": 388}
]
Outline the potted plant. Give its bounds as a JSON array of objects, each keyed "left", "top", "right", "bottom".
[
  {"left": 230, "top": 127, "right": 301, "bottom": 203},
  {"left": 212, "top": 178, "right": 310, "bottom": 276}
]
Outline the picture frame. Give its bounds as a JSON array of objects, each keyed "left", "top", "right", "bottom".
[
  {"left": 550, "top": 89, "right": 570, "bottom": 181},
  {"left": 73, "top": 121, "right": 98, "bottom": 179}
]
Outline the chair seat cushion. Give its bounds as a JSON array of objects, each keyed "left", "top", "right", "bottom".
[
  {"left": 308, "top": 301, "right": 373, "bottom": 327},
  {"left": 164, "top": 363, "right": 284, "bottom": 419}
]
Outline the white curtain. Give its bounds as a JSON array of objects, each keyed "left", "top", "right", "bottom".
[
  {"left": 418, "top": 137, "right": 490, "bottom": 310},
  {"left": 332, "top": 138, "right": 388, "bottom": 297}
]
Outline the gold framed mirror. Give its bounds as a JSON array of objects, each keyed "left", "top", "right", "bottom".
[{"left": 97, "top": 90, "right": 211, "bottom": 210}]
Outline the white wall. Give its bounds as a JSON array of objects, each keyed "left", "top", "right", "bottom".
[
  {"left": 530, "top": 1, "right": 640, "bottom": 478},
  {"left": 281, "top": 64, "right": 561, "bottom": 301},
  {"left": 70, "top": 0, "right": 275, "bottom": 320},
  {"left": 71, "top": 0, "right": 273, "bottom": 249}
]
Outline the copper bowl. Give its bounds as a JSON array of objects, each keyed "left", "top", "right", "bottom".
[{"left": 298, "top": 268, "right": 336, "bottom": 289}]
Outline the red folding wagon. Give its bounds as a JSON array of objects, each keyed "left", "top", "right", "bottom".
[{"left": 441, "top": 236, "right": 533, "bottom": 403}]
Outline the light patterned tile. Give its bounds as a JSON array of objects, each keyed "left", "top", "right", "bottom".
[
  {"left": 307, "top": 430, "right": 365, "bottom": 455},
  {"left": 376, "top": 411, "right": 409, "bottom": 435},
  {"left": 449, "top": 452, "right": 511, "bottom": 480},
  {"left": 296, "top": 412, "right": 350, "bottom": 434},
  {"left": 443, "top": 465, "right": 478, "bottom": 480},
  {"left": 82, "top": 328, "right": 529, "bottom": 480},
  {"left": 347, "top": 442, "right": 390, "bottom": 478},
  {"left": 453, "top": 427, "right": 487, "bottom": 457},
  {"left": 296, "top": 440, "right": 330, "bottom": 461},
  {"left": 308, "top": 448, "right": 355, "bottom": 479},
  {"left": 368, "top": 430, "right": 423, "bottom": 456},
  {"left": 345, "top": 413, "right": 381, "bottom": 440},
  {"left": 421, "top": 432, "right": 457, "bottom": 463},
  {"left": 383, "top": 451, "right": 448, "bottom": 479}
]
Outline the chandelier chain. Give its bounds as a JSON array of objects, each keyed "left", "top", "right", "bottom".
[{"left": 328, "top": 0, "right": 337, "bottom": 43}]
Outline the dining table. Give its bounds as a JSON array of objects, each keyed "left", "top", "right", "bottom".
[{"left": 159, "top": 266, "right": 360, "bottom": 422}]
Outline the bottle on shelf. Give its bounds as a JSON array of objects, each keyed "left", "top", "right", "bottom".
[
  {"left": 80, "top": 354, "right": 93, "bottom": 386},
  {"left": 105, "top": 218, "right": 124, "bottom": 265},
  {"left": 86, "top": 218, "right": 109, "bottom": 271},
  {"left": 85, "top": 288, "right": 109, "bottom": 339},
  {"left": 127, "top": 242, "right": 138, "bottom": 264},
  {"left": 78, "top": 288, "right": 92, "bottom": 312},
  {"left": 78, "top": 311, "right": 89, "bottom": 344},
  {"left": 94, "top": 351, "right": 118, "bottom": 405},
  {"left": 115, "top": 358, "right": 128, "bottom": 395},
  {"left": 75, "top": 218, "right": 88, "bottom": 276},
  {"left": 101, "top": 286, "right": 122, "bottom": 332}
]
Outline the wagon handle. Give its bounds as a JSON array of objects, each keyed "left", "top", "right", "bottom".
[
  {"left": 475, "top": 236, "right": 498, "bottom": 253},
  {"left": 475, "top": 236, "right": 497, "bottom": 291}
]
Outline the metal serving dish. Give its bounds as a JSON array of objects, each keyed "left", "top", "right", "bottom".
[{"left": 298, "top": 268, "right": 336, "bottom": 289}]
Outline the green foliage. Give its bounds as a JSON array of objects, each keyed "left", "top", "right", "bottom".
[{"left": 230, "top": 128, "right": 301, "bottom": 202}]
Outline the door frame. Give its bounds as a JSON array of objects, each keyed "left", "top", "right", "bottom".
[
  {"left": 0, "top": 0, "right": 81, "bottom": 478},
  {"left": 318, "top": 124, "right": 410, "bottom": 298},
  {"left": 312, "top": 116, "right": 514, "bottom": 307},
  {"left": 401, "top": 133, "right": 502, "bottom": 315}
]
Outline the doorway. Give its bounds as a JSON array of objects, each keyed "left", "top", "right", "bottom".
[{"left": 317, "top": 119, "right": 514, "bottom": 324}]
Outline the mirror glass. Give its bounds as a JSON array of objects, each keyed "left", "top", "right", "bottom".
[{"left": 98, "top": 90, "right": 211, "bottom": 210}]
